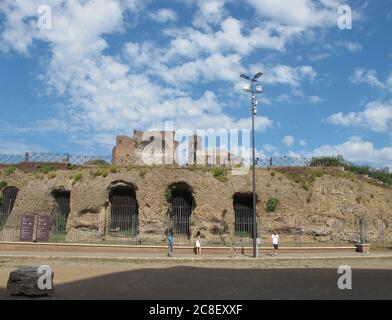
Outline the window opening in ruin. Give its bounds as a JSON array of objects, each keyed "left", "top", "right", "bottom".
[
  {"left": 233, "top": 193, "right": 253, "bottom": 238},
  {"left": 109, "top": 186, "right": 139, "bottom": 237},
  {"left": 51, "top": 190, "right": 70, "bottom": 234},
  {"left": 0, "top": 186, "right": 18, "bottom": 228},
  {"left": 169, "top": 184, "right": 194, "bottom": 240}
]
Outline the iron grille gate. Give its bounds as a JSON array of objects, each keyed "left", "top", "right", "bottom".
[
  {"left": 234, "top": 203, "right": 253, "bottom": 238},
  {"left": 233, "top": 198, "right": 253, "bottom": 238},
  {"left": 170, "top": 193, "right": 192, "bottom": 239},
  {"left": 110, "top": 188, "right": 138, "bottom": 237},
  {"left": 0, "top": 187, "right": 18, "bottom": 228},
  {"left": 52, "top": 191, "right": 70, "bottom": 234}
]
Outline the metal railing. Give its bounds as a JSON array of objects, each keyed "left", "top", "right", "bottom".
[
  {"left": 0, "top": 152, "right": 389, "bottom": 172},
  {"left": 1, "top": 215, "right": 390, "bottom": 249}
]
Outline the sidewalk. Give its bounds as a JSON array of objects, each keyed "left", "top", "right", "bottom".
[{"left": 1, "top": 249, "right": 392, "bottom": 269}]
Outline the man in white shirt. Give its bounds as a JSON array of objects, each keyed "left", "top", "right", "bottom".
[{"left": 271, "top": 231, "right": 279, "bottom": 256}]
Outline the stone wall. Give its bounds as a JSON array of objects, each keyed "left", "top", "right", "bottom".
[{"left": 1, "top": 167, "right": 392, "bottom": 244}]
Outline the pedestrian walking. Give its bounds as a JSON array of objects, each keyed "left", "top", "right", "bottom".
[
  {"left": 195, "top": 231, "right": 202, "bottom": 255},
  {"left": 271, "top": 231, "right": 279, "bottom": 256},
  {"left": 166, "top": 229, "right": 174, "bottom": 257}
]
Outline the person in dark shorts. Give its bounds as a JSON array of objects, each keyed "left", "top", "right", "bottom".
[{"left": 271, "top": 231, "right": 279, "bottom": 256}]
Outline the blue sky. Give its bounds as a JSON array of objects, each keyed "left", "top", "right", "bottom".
[{"left": 1, "top": 0, "right": 392, "bottom": 165}]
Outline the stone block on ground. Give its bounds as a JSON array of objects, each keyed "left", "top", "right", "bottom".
[{"left": 7, "top": 266, "right": 54, "bottom": 296}]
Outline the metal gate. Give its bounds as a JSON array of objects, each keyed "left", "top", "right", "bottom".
[
  {"left": 234, "top": 195, "right": 253, "bottom": 238},
  {"left": 170, "top": 191, "right": 192, "bottom": 239},
  {"left": 51, "top": 191, "right": 70, "bottom": 234},
  {"left": 0, "top": 186, "right": 18, "bottom": 228},
  {"left": 110, "top": 188, "right": 138, "bottom": 237}
]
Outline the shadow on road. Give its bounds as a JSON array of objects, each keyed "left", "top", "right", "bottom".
[{"left": 1, "top": 266, "right": 391, "bottom": 300}]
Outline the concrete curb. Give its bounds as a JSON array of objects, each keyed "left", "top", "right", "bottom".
[{"left": 1, "top": 254, "right": 391, "bottom": 264}]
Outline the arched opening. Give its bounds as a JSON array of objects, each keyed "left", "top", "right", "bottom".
[
  {"left": 0, "top": 186, "right": 18, "bottom": 227},
  {"left": 233, "top": 193, "right": 254, "bottom": 238},
  {"left": 109, "top": 185, "right": 139, "bottom": 237},
  {"left": 167, "top": 182, "right": 195, "bottom": 239},
  {"left": 51, "top": 189, "right": 71, "bottom": 234}
]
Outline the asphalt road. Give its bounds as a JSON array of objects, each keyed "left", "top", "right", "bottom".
[{"left": 1, "top": 266, "right": 391, "bottom": 300}]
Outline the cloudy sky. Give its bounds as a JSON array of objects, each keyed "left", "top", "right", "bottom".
[{"left": 1, "top": 0, "right": 392, "bottom": 165}]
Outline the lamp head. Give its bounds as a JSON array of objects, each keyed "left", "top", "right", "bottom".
[
  {"left": 253, "top": 72, "right": 263, "bottom": 80},
  {"left": 240, "top": 73, "right": 250, "bottom": 80}
]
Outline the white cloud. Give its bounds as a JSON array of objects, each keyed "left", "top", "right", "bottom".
[
  {"left": 328, "top": 101, "right": 392, "bottom": 133},
  {"left": 346, "top": 41, "right": 362, "bottom": 52},
  {"left": 151, "top": 53, "right": 244, "bottom": 85},
  {"left": 0, "top": 0, "right": 340, "bottom": 150},
  {"left": 149, "top": 8, "right": 177, "bottom": 23},
  {"left": 308, "top": 95, "right": 322, "bottom": 103},
  {"left": 350, "top": 68, "right": 387, "bottom": 89},
  {"left": 313, "top": 136, "right": 392, "bottom": 166},
  {"left": 192, "top": 0, "right": 227, "bottom": 31},
  {"left": 0, "top": 141, "right": 46, "bottom": 154},
  {"left": 248, "top": 64, "right": 316, "bottom": 88},
  {"left": 246, "top": 0, "right": 344, "bottom": 28},
  {"left": 299, "top": 140, "right": 307, "bottom": 147},
  {"left": 282, "top": 135, "right": 295, "bottom": 147}
]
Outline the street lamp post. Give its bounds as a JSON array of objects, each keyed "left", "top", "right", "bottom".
[{"left": 241, "top": 72, "right": 263, "bottom": 258}]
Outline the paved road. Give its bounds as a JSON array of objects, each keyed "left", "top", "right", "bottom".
[{"left": 1, "top": 264, "right": 391, "bottom": 300}]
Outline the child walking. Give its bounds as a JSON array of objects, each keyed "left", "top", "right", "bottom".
[{"left": 195, "top": 231, "right": 202, "bottom": 255}]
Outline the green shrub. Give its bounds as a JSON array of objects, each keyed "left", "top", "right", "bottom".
[
  {"left": 91, "top": 167, "right": 109, "bottom": 177},
  {"left": 109, "top": 165, "right": 119, "bottom": 174},
  {"left": 0, "top": 180, "right": 7, "bottom": 190},
  {"left": 211, "top": 167, "right": 228, "bottom": 182},
  {"left": 48, "top": 172, "right": 57, "bottom": 179},
  {"left": 3, "top": 166, "right": 16, "bottom": 176},
  {"left": 73, "top": 172, "right": 82, "bottom": 184},
  {"left": 139, "top": 168, "right": 147, "bottom": 178},
  {"left": 310, "top": 156, "right": 345, "bottom": 167},
  {"left": 266, "top": 197, "right": 280, "bottom": 212},
  {"left": 67, "top": 164, "right": 78, "bottom": 170},
  {"left": 164, "top": 187, "right": 172, "bottom": 202},
  {"left": 83, "top": 159, "right": 109, "bottom": 166},
  {"left": 35, "top": 165, "right": 56, "bottom": 174},
  {"left": 344, "top": 164, "right": 392, "bottom": 186}
]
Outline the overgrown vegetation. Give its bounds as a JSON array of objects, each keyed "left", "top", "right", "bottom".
[
  {"left": 83, "top": 159, "right": 109, "bottom": 166},
  {"left": 48, "top": 172, "right": 57, "bottom": 179},
  {"left": 3, "top": 166, "right": 16, "bottom": 176},
  {"left": 310, "top": 156, "right": 345, "bottom": 167},
  {"left": 211, "top": 167, "right": 228, "bottom": 182},
  {"left": 90, "top": 166, "right": 109, "bottom": 177},
  {"left": 67, "top": 164, "right": 78, "bottom": 170},
  {"left": 164, "top": 186, "right": 172, "bottom": 202},
  {"left": 0, "top": 180, "right": 7, "bottom": 190},
  {"left": 73, "top": 172, "right": 82, "bottom": 185},
  {"left": 310, "top": 156, "right": 392, "bottom": 186},
  {"left": 139, "top": 168, "right": 147, "bottom": 178},
  {"left": 109, "top": 165, "right": 119, "bottom": 174},
  {"left": 287, "top": 168, "right": 324, "bottom": 191},
  {"left": 266, "top": 197, "right": 280, "bottom": 212},
  {"left": 35, "top": 165, "right": 56, "bottom": 174}
]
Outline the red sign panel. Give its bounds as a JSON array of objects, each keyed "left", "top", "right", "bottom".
[
  {"left": 36, "top": 215, "right": 51, "bottom": 242},
  {"left": 20, "top": 215, "right": 35, "bottom": 242}
]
